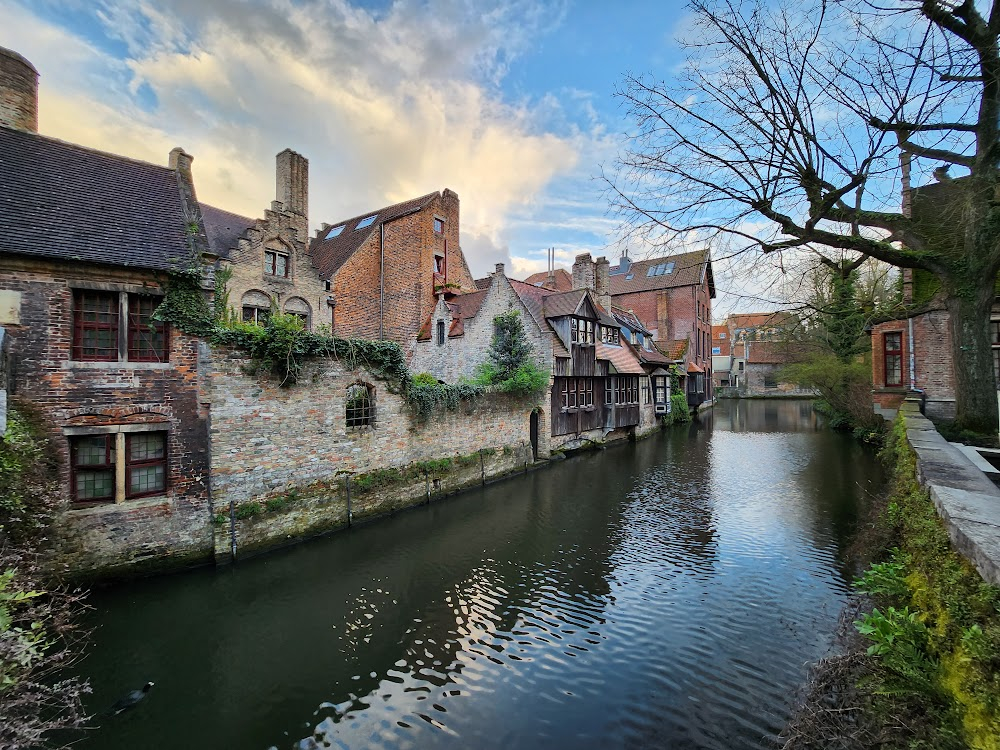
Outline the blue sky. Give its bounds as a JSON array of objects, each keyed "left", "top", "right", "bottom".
[{"left": 2, "top": 0, "right": 696, "bottom": 285}]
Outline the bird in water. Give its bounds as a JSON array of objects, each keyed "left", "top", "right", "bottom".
[{"left": 108, "top": 681, "right": 154, "bottom": 715}]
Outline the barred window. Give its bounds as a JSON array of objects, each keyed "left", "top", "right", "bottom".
[{"left": 346, "top": 383, "right": 376, "bottom": 428}]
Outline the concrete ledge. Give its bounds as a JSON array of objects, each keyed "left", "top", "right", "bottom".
[{"left": 902, "top": 404, "right": 1000, "bottom": 586}]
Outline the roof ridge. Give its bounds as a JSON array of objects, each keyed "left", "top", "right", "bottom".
[
  {"left": 0, "top": 124, "right": 177, "bottom": 175},
  {"left": 319, "top": 191, "right": 438, "bottom": 228},
  {"left": 200, "top": 202, "right": 255, "bottom": 224}
]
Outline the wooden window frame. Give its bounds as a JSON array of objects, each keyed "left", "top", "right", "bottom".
[
  {"left": 127, "top": 294, "right": 169, "bottom": 362},
  {"left": 72, "top": 290, "right": 120, "bottom": 362},
  {"left": 125, "top": 432, "right": 168, "bottom": 499},
  {"left": 264, "top": 249, "right": 290, "bottom": 278},
  {"left": 605, "top": 377, "right": 614, "bottom": 405},
  {"left": 884, "top": 331, "right": 903, "bottom": 387},
  {"left": 70, "top": 433, "right": 116, "bottom": 504}
]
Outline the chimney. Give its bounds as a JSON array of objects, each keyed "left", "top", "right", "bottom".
[
  {"left": 572, "top": 253, "right": 595, "bottom": 292},
  {"left": 494, "top": 262, "right": 505, "bottom": 277},
  {"left": 619, "top": 253, "right": 631, "bottom": 275},
  {"left": 595, "top": 256, "right": 611, "bottom": 312},
  {"left": 276, "top": 149, "right": 308, "bottom": 218},
  {"left": 0, "top": 47, "right": 38, "bottom": 132}
]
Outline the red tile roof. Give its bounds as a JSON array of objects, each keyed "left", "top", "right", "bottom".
[
  {"left": 727, "top": 311, "right": 794, "bottom": 331},
  {"left": 522, "top": 268, "right": 574, "bottom": 291},
  {"left": 416, "top": 289, "right": 488, "bottom": 341},
  {"left": 609, "top": 249, "right": 713, "bottom": 296},
  {"left": 662, "top": 339, "right": 689, "bottom": 361},
  {"left": 310, "top": 192, "right": 437, "bottom": 279},
  {"left": 597, "top": 342, "right": 644, "bottom": 374},
  {"left": 712, "top": 324, "right": 731, "bottom": 356}
]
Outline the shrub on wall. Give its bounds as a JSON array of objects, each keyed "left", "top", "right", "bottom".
[{"left": 473, "top": 310, "right": 548, "bottom": 397}]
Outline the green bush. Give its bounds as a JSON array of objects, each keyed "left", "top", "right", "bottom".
[
  {"left": 234, "top": 502, "right": 263, "bottom": 520},
  {"left": 472, "top": 310, "right": 548, "bottom": 397},
  {"left": 0, "top": 408, "right": 59, "bottom": 545},
  {"left": 411, "top": 372, "right": 439, "bottom": 387},
  {"left": 670, "top": 392, "right": 691, "bottom": 423}
]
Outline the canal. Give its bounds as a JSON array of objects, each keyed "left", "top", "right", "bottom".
[{"left": 78, "top": 399, "right": 882, "bottom": 749}]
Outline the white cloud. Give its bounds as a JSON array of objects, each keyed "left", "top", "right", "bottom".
[{"left": 1, "top": 0, "right": 589, "bottom": 276}]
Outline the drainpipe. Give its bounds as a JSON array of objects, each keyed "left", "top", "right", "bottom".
[
  {"left": 908, "top": 317, "right": 916, "bottom": 390},
  {"left": 379, "top": 223, "right": 385, "bottom": 340}
]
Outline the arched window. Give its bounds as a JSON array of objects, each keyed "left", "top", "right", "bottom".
[
  {"left": 241, "top": 290, "right": 272, "bottom": 325},
  {"left": 284, "top": 297, "right": 312, "bottom": 329},
  {"left": 346, "top": 383, "right": 376, "bottom": 428}
]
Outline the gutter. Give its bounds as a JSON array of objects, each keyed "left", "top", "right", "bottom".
[{"left": 380, "top": 222, "right": 385, "bottom": 340}]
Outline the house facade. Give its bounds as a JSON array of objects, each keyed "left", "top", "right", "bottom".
[{"left": 608, "top": 249, "right": 715, "bottom": 409}]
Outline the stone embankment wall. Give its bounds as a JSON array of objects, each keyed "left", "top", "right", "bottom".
[
  {"left": 900, "top": 401, "right": 1000, "bottom": 585},
  {"left": 204, "top": 346, "right": 536, "bottom": 562}
]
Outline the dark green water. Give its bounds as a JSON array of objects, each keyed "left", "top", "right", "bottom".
[{"left": 78, "top": 399, "right": 882, "bottom": 749}]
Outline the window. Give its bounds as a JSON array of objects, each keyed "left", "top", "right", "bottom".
[
  {"left": 764, "top": 373, "right": 778, "bottom": 389},
  {"left": 325, "top": 225, "right": 345, "bottom": 239},
  {"left": 570, "top": 317, "right": 594, "bottom": 345},
  {"left": 884, "top": 331, "right": 903, "bottom": 387},
  {"left": 712, "top": 346, "right": 721, "bottom": 355},
  {"left": 433, "top": 217, "right": 444, "bottom": 234},
  {"left": 605, "top": 378, "right": 614, "bottom": 405},
  {"left": 631, "top": 331, "right": 639, "bottom": 345},
  {"left": 346, "top": 383, "right": 376, "bottom": 428},
  {"left": 601, "top": 326, "right": 620, "bottom": 345},
  {"left": 437, "top": 320, "right": 446, "bottom": 345},
  {"left": 73, "top": 290, "right": 119, "bottom": 361},
  {"left": 283, "top": 297, "right": 312, "bottom": 330},
  {"left": 127, "top": 295, "right": 168, "bottom": 361},
  {"left": 241, "top": 291, "right": 272, "bottom": 325},
  {"left": 560, "top": 378, "right": 594, "bottom": 409},
  {"left": 264, "top": 250, "right": 289, "bottom": 278},
  {"left": 738, "top": 361, "right": 744, "bottom": 371},
  {"left": 719, "top": 332, "right": 726, "bottom": 339},
  {"left": 642, "top": 379, "right": 651, "bottom": 404},
  {"left": 612, "top": 375, "right": 639, "bottom": 405},
  {"left": 434, "top": 255, "right": 445, "bottom": 274},
  {"left": 70, "top": 430, "right": 168, "bottom": 505},
  {"left": 356, "top": 215, "right": 378, "bottom": 229},
  {"left": 653, "top": 376, "right": 668, "bottom": 404},
  {"left": 73, "top": 291, "right": 168, "bottom": 362}
]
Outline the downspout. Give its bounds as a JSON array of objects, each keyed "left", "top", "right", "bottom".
[
  {"left": 908, "top": 316, "right": 916, "bottom": 390},
  {"left": 379, "top": 222, "right": 385, "bottom": 340}
]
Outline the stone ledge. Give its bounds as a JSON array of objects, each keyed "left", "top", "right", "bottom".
[{"left": 903, "top": 408, "right": 1000, "bottom": 586}]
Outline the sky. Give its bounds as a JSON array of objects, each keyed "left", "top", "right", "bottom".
[{"left": 1, "top": 0, "right": 705, "bottom": 293}]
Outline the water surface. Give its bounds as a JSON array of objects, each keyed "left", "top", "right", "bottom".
[{"left": 79, "top": 399, "right": 881, "bottom": 749}]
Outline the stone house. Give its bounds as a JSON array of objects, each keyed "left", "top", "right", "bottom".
[
  {"left": 310, "top": 190, "right": 477, "bottom": 357},
  {"left": 711, "top": 324, "right": 732, "bottom": 388},
  {"left": 0, "top": 46, "right": 213, "bottom": 573},
  {"left": 608, "top": 249, "right": 716, "bottom": 409},
  {"left": 201, "top": 150, "right": 331, "bottom": 329}
]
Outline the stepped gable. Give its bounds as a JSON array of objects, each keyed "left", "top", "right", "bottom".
[
  {"left": 0, "top": 126, "right": 194, "bottom": 270},
  {"left": 310, "top": 192, "right": 438, "bottom": 279},
  {"left": 200, "top": 204, "right": 256, "bottom": 260}
]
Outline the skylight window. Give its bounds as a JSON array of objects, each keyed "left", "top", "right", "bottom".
[
  {"left": 325, "top": 225, "right": 345, "bottom": 239},
  {"left": 356, "top": 215, "right": 378, "bottom": 229},
  {"left": 645, "top": 262, "right": 676, "bottom": 277}
]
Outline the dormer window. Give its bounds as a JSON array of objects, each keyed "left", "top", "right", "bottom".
[
  {"left": 600, "top": 326, "right": 620, "bottom": 345},
  {"left": 264, "top": 250, "right": 289, "bottom": 278},
  {"left": 570, "top": 317, "right": 594, "bottom": 345}
]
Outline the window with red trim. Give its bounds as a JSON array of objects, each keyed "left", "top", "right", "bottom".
[
  {"left": 72, "top": 291, "right": 119, "bottom": 361},
  {"left": 127, "top": 295, "right": 168, "bottom": 361},
  {"left": 884, "top": 332, "right": 903, "bottom": 386},
  {"left": 71, "top": 434, "right": 116, "bottom": 503},
  {"left": 126, "top": 432, "right": 167, "bottom": 498}
]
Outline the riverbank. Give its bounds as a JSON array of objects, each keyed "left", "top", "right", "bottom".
[{"left": 780, "top": 412, "right": 1000, "bottom": 750}]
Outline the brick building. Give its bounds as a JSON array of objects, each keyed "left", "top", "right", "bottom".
[
  {"left": 608, "top": 249, "right": 716, "bottom": 409},
  {"left": 0, "top": 45, "right": 213, "bottom": 573},
  {"left": 310, "top": 190, "right": 476, "bottom": 357}
]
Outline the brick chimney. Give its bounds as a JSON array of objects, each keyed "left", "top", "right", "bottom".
[
  {"left": 572, "top": 253, "right": 595, "bottom": 292},
  {"left": 0, "top": 47, "right": 38, "bottom": 132},
  {"left": 276, "top": 149, "right": 308, "bottom": 218},
  {"left": 595, "top": 256, "right": 611, "bottom": 312}
]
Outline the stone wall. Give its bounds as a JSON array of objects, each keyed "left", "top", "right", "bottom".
[
  {"left": 0, "top": 46, "right": 38, "bottom": 132},
  {"left": 204, "top": 346, "right": 538, "bottom": 558}
]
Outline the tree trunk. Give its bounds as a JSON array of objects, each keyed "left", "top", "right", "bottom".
[{"left": 944, "top": 281, "right": 997, "bottom": 434}]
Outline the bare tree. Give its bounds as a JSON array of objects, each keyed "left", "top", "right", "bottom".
[{"left": 610, "top": 0, "right": 1000, "bottom": 432}]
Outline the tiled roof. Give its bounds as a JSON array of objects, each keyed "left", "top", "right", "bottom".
[
  {"left": 416, "top": 289, "right": 488, "bottom": 340},
  {"left": 508, "top": 278, "right": 556, "bottom": 332},
  {"left": 597, "top": 341, "right": 644, "bottom": 374},
  {"left": 522, "top": 268, "right": 573, "bottom": 291},
  {"left": 727, "top": 311, "right": 794, "bottom": 331},
  {"left": 609, "top": 249, "right": 711, "bottom": 296},
  {"left": 662, "top": 338, "right": 689, "bottom": 361},
  {"left": 635, "top": 343, "right": 674, "bottom": 366},
  {"left": 201, "top": 203, "right": 255, "bottom": 259},
  {"left": 712, "top": 324, "right": 731, "bottom": 356},
  {"left": 543, "top": 289, "right": 589, "bottom": 318},
  {"left": 474, "top": 276, "right": 491, "bottom": 290},
  {"left": 0, "top": 126, "right": 194, "bottom": 271},
  {"left": 610, "top": 305, "right": 651, "bottom": 334},
  {"left": 310, "top": 192, "right": 437, "bottom": 279}
]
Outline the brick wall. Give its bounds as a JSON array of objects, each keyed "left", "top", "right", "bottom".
[
  {"left": 332, "top": 192, "right": 475, "bottom": 357},
  {"left": 871, "top": 312, "right": 957, "bottom": 419},
  {"left": 0, "top": 258, "right": 212, "bottom": 577}
]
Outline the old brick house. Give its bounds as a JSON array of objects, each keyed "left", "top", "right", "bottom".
[
  {"left": 310, "top": 190, "right": 476, "bottom": 356},
  {"left": 0, "top": 46, "right": 213, "bottom": 573},
  {"left": 609, "top": 249, "right": 716, "bottom": 409}
]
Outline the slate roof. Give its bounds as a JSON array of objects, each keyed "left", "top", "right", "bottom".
[
  {"left": 0, "top": 126, "right": 195, "bottom": 271},
  {"left": 635, "top": 342, "right": 674, "bottom": 366},
  {"left": 610, "top": 306, "right": 651, "bottom": 335},
  {"left": 522, "top": 268, "right": 573, "bottom": 291},
  {"left": 310, "top": 192, "right": 437, "bottom": 279},
  {"left": 609, "top": 249, "right": 713, "bottom": 296},
  {"left": 201, "top": 203, "right": 255, "bottom": 259}
]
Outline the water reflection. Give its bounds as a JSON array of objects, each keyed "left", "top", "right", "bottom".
[{"left": 79, "top": 400, "right": 881, "bottom": 750}]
